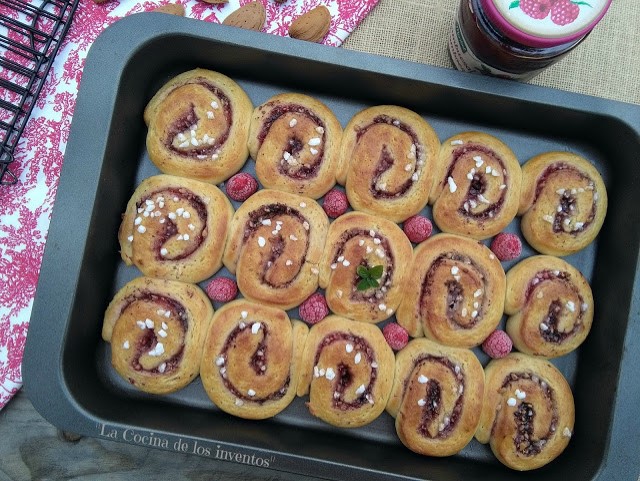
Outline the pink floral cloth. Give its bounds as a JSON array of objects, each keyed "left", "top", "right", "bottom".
[{"left": 0, "top": 0, "right": 379, "bottom": 410}]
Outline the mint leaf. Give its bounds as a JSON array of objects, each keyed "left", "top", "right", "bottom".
[
  {"left": 509, "top": 1, "right": 520, "bottom": 9},
  {"left": 369, "top": 265, "right": 384, "bottom": 279},
  {"left": 357, "top": 265, "right": 369, "bottom": 278},
  {"left": 357, "top": 279, "right": 372, "bottom": 291},
  {"left": 367, "top": 278, "right": 380, "bottom": 289}
]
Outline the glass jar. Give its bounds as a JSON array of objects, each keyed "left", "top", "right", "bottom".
[{"left": 448, "top": 0, "right": 612, "bottom": 81}]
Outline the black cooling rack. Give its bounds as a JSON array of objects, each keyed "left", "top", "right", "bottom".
[{"left": 0, "top": 0, "right": 79, "bottom": 185}]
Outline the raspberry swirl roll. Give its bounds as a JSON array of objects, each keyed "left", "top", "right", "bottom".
[
  {"left": 102, "top": 277, "right": 213, "bottom": 394},
  {"left": 248, "top": 93, "right": 343, "bottom": 199},
  {"left": 519, "top": 152, "right": 608, "bottom": 256},
  {"left": 505, "top": 255, "right": 594, "bottom": 358},
  {"left": 298, "top": 316, "right": 395, "bottom": 428},
  {"left": 386, "top": 338, "right": 484, "bottom": 457},
  {"left": 223, "top": 189, "right": 329, "bottom": 310},
  {"left": 476, "top": 353, "right": 575, "bottom": 471},
  {"left": 430, "top": 132, "right": 522, "bottom": 240},
  {"left": 119, "top": 175, "right": 233, "bottom": 283},
  {"left": 200, "top": 300, "right": 308, "bottom": 420},
  {"left": 319, "top": 211, "right": 412, "bottom": 323},
  {"left": 396, "top": 233, "right": 506, "bottom": 348},
  {"left": 144, "top": 69, "right": 253, "bottom": 184},
  {"left": 342, "top": 105, "right": 440, "bottom": 223}
]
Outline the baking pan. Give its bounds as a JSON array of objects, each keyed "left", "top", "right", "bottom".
[{"left": 23, "top": 12, "right": 640, "bottom": 481}]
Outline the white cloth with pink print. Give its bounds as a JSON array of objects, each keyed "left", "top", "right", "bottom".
[{"left": 0, "top": 0, "right": 379, "bottom": 410}]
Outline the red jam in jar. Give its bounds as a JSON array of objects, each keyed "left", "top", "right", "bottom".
[{"left": 449, "top": 0, "right": 612, "bottom": 80}]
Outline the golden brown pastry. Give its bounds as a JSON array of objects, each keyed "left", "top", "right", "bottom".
[
  {"left": 118, "top": 174, "right": 233, "bottom": 283},
  {"left": 505, "top": 255, "right": 594, "bottom": 358},
  {"left": 519, "top": 151, "right": 607, "bottom": 256},
  {"left": 318, "top": 211, "right": 413, "bottom": 323},
  {"left": 144, "top": 68, "right": 253, "bottom": 184},
  {"left": 386, "top": 338, "right": 484, "bottom": 457},
  {"left": 247, "top": 93, "right": 343, "bottom": 199},
  {"left": 222, "top": 189, "right": 329, "bottom": 310},
  {"left": 102, "top": 276, "right": 213, "bottom": 394},
  {"left": 341, "top": 105, "right": 440, "bottom": 223},
  {"left": 200, "top": 300, "right": 308, "bottom": 420},
  {"left": 430, "top": 132, "right": 522, "bottom": 240},
  {"left": 297, "top": 316, "right": 395, "bottom": 428},
  {"left": 396, "top": 233, "right": 506, "bottom": 348},
  {"left": 476, "top": 353, "right": 575, "bottom": 471}
]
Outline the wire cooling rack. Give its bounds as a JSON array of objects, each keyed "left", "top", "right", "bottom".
[{"left": 0, "top": 0, "right": 79, "bottom": 185}]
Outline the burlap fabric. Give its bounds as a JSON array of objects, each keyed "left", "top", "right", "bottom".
[{"left": 345, "top": 0, "right": 638, "bottom": 105}]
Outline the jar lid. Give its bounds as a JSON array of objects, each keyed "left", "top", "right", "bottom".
[{"left": 481, "top": 0, "right": 612, "bottom": 48}]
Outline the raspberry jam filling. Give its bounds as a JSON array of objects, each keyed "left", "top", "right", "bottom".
[
  {"left": 409, "top": 356, "right": 465, "bottom": 439},
  {"left": 525, "top": 270, "right": 585, "bottom": 343},
  {"left": 353, "top": 115, "right": 421, "bottom": 200},
  {"left": 332, "top": 228, "right": 395, "bottom": 302},
  {"left": 219, "top": 322, "right": 289, "bottom": 403},
  {"left": 137, "top": 188, "right": 207, "bottom": 261},
  {"left": 165, "top": 80, "right": 232, "bottom": 157},
  {"left": 534, "top": 163, "right": 597, "bottom": 234},
  {"left": 258, "top": 103, "right": 326, "bottom": 180},
  {"left": 120, "top": 292, "right": 187, "bottom": 375},
  {"left": 243, "top": 203, "right": 310, "bottom": 289},
  {"left": 500, "top": 373, "right": 558, "bottom": 456},
  {"left": 420, "top": 252, "right": 486, "bottom": 329},
  {"left": 447, "top": 144, "right": 507, "bottom": 220},
  {"left": 314, "top": 332, "right": 377, "bottom": 410}
]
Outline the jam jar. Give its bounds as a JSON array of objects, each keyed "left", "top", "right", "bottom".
[{"left": 448, "top": 0, "right": 612, "bottom": 81}]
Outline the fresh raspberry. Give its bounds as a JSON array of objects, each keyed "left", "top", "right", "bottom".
[
  {"left": 403, "top": 215, "right": 433, "bottom": 243},
  {"left": 382, "top": 323, "right": 409, "bottom": 351},
  {"left": 550, "top": 0, "right": 580, "bottom": 26},
  {"left": 490, "top": 233, "right": 522, "bottom": 261},
  {"left": 299, "top": 292, "right": 329, "bottom": 325},
  {"left": 226, "top": 173, "right": 258, "bottom": 201},
  {"left": 482, "top": 330, "right": 513, "bottom": 359},
  {"left": 205, "top": 277, "right": 238, "bottom": 303},
  {"left": 519, "top": 0, "right": 553, "bottom": 19},
  {"left": 322, "top": 189, "right": 349, "bottom": 218}
]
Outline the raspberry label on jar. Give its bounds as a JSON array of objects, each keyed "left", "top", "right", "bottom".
[{"left": 491, "top": 0, "right": 611, "bottom": 39}]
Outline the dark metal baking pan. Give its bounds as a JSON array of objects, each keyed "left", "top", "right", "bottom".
[{"left": 23, "top": 12, "right": 640, "bottom": 481}]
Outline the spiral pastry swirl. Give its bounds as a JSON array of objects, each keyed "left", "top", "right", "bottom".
[
  {"left": 297, "top": 316, "right": 395, "bottom": 428},
  {"left": 102, "top": 277, "right": 213, "bottom": 394},
  {"left": 386, "top": 338, "right": 484, "bottom": 457},
  {"left": 476, "top": 353, "right": 575, "bottom": 471},
  {"left": 519, "top": 152, "right": 608, "bottom": 256},
  {"left": 396, "top": 233, "right": 506, "bottom": 348},
  {"left": 200, "top": 300, "right": 308, "bottom": 420},
  {"left": 144, "top": 69, "right": 253, "bottom": 183},
  {"left": 430, "top": 132, "right": 522, "bottom": 240},
  {"left": 248, "top": 93, "right": 343, "bottom": 199},
  {"left": 319, "top": 211, "right": 413, "bottom": 323},
  {"left": 505, "top": 255, "right": 594, "bottom": 358},
  {"left": 223, "top": 189, "right": 329, "bottom": 310},
  {"left": 341, "top": 105, "right": 440, "bottom": 223},
  {"left": 119, "top": 175, "right": 233, "bottom": 283}
]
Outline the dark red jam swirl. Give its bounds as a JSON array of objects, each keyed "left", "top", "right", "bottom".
[
  {"left": 534, "top": 163, "right": 597, "bottom": 235},
  {"left": 525, "top": 270, "right": 585, "bottom": 343},
  {"left": 219, "top": 322, "right": 289, "bottom": 404},
  {"left": 419, "top": 252, "right": 486, "bottom": 329},
  {"left": 164, "top": 80, "right": 232, "bottom": 157},
  {"left": 257, "top": 103, "right": 326, "bottom": 180},
  {"left": 243, "top": 203, "right": 310, "bottom": 289},
  {"left": 500, "top": 372, "right": 557, "bottom": 456},
  {"left": 407, "top": 355, "right": 465, "bottom": 439},
  {"left": 120, "top": 292, "right": 187, "bottom": 374},
  {"left": 446, "top": 144, "right": 507, "bottom": 221},
  {"left": 137, "top": 188, "right": 208, "bottom": 262},
  {"left": 354, "top": 115, "right": 421, "bottom": 199},
  {"left": 331, "top": 228, "right": 395, "bottom": 303},
  {"left": 314, "top": 332, "right": 377, "bottom": 410}
]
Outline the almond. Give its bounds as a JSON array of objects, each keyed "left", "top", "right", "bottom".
[
  {"left": 289, "top": 6, "right": 331, "bottom": 43},
  {"left": 222, "top": 1, "right": 266, "bottom": 31},
  {"left": 152, "top": 3, "right": 185, "bottom": 15}
]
